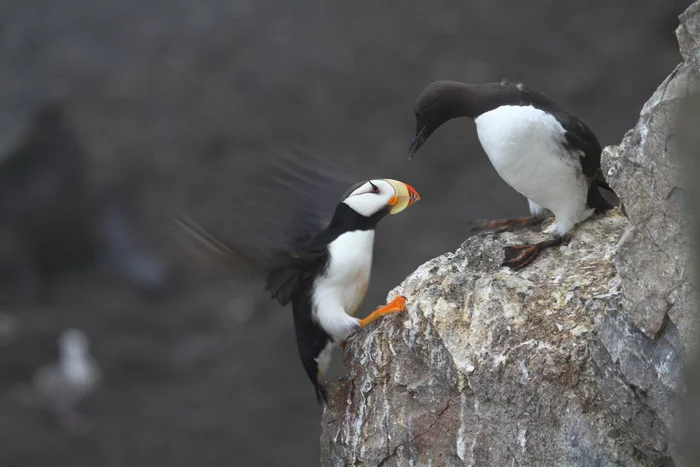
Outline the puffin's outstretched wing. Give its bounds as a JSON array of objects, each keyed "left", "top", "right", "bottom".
[{"left": 174, "top": 145, "right": 358, "bottom": 284}]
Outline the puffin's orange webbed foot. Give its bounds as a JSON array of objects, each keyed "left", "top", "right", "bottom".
[{"left": 358, "top": 295, "right": 406, "bottom": 328}]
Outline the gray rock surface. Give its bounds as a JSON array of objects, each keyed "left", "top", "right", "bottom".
[
  {"left": 321, "top": 2, "right": 699, "bottom": 465},
  {"left": 602, "top": 8, "right": 698, "bottom": 350}
]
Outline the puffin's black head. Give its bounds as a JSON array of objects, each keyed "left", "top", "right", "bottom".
[{"left": 409, "top": 80, "right": 474, "bottom": 159}]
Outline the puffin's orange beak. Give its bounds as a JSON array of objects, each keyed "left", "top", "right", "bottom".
[{"left": 384, "top": 179, "right": 421, "bottom": 214}]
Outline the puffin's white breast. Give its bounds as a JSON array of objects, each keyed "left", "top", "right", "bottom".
[{"left": 312, "top": 230, "right": 374, "bottom": 341}]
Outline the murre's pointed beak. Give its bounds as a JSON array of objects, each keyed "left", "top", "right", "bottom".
[
  {"left": 408, "top": 127, "right": 426, "bottom": 160},
  {"left": 384, "top": 179, "right": 421, "bottom": 214}
]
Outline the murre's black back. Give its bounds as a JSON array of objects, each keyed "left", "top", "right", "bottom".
[{"left": 473, "top": 81, "right": 614, "bottom": 211}]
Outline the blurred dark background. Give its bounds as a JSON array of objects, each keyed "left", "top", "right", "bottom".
[{"left": 0, "top": 0, "right": 691, "bottom": 465}]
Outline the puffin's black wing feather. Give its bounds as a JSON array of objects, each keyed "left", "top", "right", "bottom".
[
  {"left": 262, "top": 145, "right": 354, "bottom": 250},
  {"left": 175, "top": 145, "right": 357, "bottom": 290},
  {"left": 266, "top": 247, "right": 329, "bottom": 306}
]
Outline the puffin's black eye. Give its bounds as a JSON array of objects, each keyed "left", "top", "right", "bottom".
[{"left": 369, "top": 182, "right": 379, "bottom": 193}]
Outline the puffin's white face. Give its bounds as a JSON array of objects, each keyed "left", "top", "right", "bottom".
[{"left": 342, "top": 179, "right": 420, "bottom": 218}]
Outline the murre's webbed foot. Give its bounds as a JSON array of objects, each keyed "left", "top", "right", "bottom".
[
  {"left": 358, "top": 295, "right": 406, "bottom": 328},
  {"left": 501, "top": 235, "right": 570, "bottom": 270},
  {"left": 502, "top": 244, "right": 543, "bottom": 270},
  {"left": 469, "top": 216, "right": 546, "bottom": 234}
]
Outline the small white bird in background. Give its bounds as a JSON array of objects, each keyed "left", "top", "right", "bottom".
[{"left": 30, "top": 328, "right": 102, "bottom": 431}]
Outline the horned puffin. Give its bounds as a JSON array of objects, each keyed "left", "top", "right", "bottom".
[
  {"left": 176, "top": 148, "right": 420, "bottom": 402},
  {"left": 408, "top": 79, "right": 614, "bottom": 269}
]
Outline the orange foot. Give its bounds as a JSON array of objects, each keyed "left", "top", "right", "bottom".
[{"left": 358, "top": 295, "right": 406, "bottom": 328}]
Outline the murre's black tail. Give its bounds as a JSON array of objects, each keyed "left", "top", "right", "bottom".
[
  {"left": 586, "top": 183, "right": 615, "bottom": 213},
  {"left": 596, "top": 178, "right": 614, "bottom": 193}
]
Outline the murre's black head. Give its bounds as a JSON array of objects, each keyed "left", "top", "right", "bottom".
[{"left": 409, "top": 80, "right": 475, "bottom": 159}]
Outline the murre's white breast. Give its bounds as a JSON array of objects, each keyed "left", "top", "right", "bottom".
[
  {"left": 474, "top": 104, "right": 590, "bottom": 235},
  {"left": 312, "top": 230, "right": 374, "bottom": 342}
]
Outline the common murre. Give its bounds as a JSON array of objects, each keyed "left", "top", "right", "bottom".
[{"left": 409, "top": 79, "right": 615, "bottom": 269}]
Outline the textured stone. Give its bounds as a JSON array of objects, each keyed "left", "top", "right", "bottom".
[
  {"left": 323, "top": 211, "right": 675, "bottom": 466},
  {"left": 321, "top": 2, "right": 700, "bottom": 465},
  {"left": 600, "top": 6, "right": 699, "bottom": 349},
  {"left": 677, "top": 1, "right": 700, "bottom": 64}
]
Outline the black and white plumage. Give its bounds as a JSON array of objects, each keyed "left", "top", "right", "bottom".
[
  {"left": 176, "top": 148, "right": 420, "bottom": 401},
  {"left": 409, "top": 80, "right": 614, "bottom": 269}
]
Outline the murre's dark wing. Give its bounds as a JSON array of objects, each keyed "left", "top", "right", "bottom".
[
  {"left": 503, "top": 82, "right": 610, "bottom": 187},
  {"left": 559, "top": 116, "right": 603, "bottom": 179},
  {"left": 498, "top": 81, "right": 615, "bottom": 208},
  {"left": 174, "top": 145, "right": 357, "bottom": 299}
]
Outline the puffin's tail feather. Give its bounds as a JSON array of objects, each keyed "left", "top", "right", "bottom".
[
  {"left": 291, "top": 302, "right": 333, "bottom": 405},
  {"left": 315, "top": 383, "right": 328, "bottom": 405}
]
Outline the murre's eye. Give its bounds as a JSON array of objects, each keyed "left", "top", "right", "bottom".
[{"left": 369, "top": 181, "right": 379, "bottom": 193}]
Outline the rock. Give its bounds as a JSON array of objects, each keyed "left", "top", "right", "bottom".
[
  {"left": 321, "top": 2, "right": 699, "bottom": 465},
  {"left": 601, "top": 58, "right": 698, "bottom": 349},
  {"left": 323, "top": 212, "right": 672, "bottom": 466},
  {"left": 677, "top": 1, "right": 700, "bottom": 64},
  {"left": 600, "top": 5, "right": 700, "bottom": 463}
]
